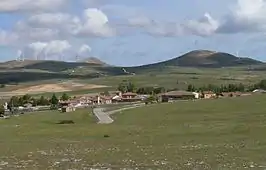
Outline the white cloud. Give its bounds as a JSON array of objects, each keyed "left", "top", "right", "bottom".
[
  {"left": 24, "top": 40, "right": 71, "bottom": 60},
  {"left": 0, "top": 0, "right": 67, "bottom": 13},
  {"left": 0, "top": 29, "right": 18, "bottom": 45},
  {"left": 26, "top": 13, "right": 81, "bottom": 35},
  {"left": 185, "top": 13, "right": 219, "bottom": 36},
  {"left": 217, "top": 0, "right": 266, "bottom": 33},
  {"left": 0, "top": 7, "right": 115, "bottom": 61},
  {"left": 127, "top": 0, "right": 266, "bottom": 36},
  {"left": 14, "top": 8, "right": 115, "bottom": 42},
  {"left": 45, "top": 40, "right": 71, "bottom": 55},
  {"left": 78, "top": 44, "right": 92, "bottom": 55},
  {"left": 15, "top": 20, "right": 59, "bottom": 42},
  {"left": 127, "top": 14, "right": 217, "bottom": 37},
  {"left": 75, "top": 8, "right": 115, "bottom": 37},
  {"left": 27, "top": 13, "right": 79, "bottom": 27},
  {"left": 26, "top": 41, "right": 47, "bottom": 59}
]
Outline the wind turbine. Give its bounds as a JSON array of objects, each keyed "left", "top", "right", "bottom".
[
  {"left": 19, "top": 51, "right": 25, "bottom": 61},
  {"left": 37, "top": 47, "right": 45, "bottom": 60},
  {"left": 16, "top": 50, "right": 22, "bottom": 61},
  {"left": 75, "top": 54, "right": 80, "bottom": 62},
  {"left": 236, "top": 50, "right": 241, "bottom": 61}
]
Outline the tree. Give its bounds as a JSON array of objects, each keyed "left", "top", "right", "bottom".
[
  {"left": 117, "top": 80, "right": 136, "bottom": 93},
  {"left": 127, "top": 82, "right": 136, "bottom": 92},
  {"left": 101, "top": 91, "right": 110, "bottom": 96},
  {"left": 22, "top": 94, "right": 31, "bottom": 102},
  {"left": 38, "top": 96, "right": 50, "bottom": 106},
  {"left": 61, "top": 93, "right": 70, "bottom": 101},
  {"left": 51, "top": 94, "right": 59, "bottom": 105},
  {"left": 19, "top": 94, "right": 32, "bottom": 105},
  {"left": 145, "top": 95, "right": 158, "bottom": 104},
  {"left": 32, "top": 98, "right": 38, "bottom": 107},
  {"left": 8, "top": 96, "right": 20, "bottom": 109},
  {"left": 187, "top": 84, "right": 196, "bottom": 92},
  {"left": 153, "top": 87, "right": 165, "bottom": 94},
  {"left": 0, "top": 104, "right": 4, "bottom": 115},
  {"left": 237, "top": 83, "right": 245, "bottom": 92},
  {"left": 118, "top": 82, "right": 128, "bottom": 93},
  {"left": 257, "top": 79, "right": 266, "bottom": 89},
  {"left": 137, "top": 87, "right": 154, "bottom": 94}
]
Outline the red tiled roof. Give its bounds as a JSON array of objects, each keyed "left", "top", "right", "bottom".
[
  {"left": 122, "top": 92, "right": 137, "bottom": 96},
  {"left": 203, "top": 91, "right": 215, "bottom": 94}
]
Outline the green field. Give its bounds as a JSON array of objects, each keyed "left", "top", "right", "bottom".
[
  {"left": 2, "top": 66, "right": 265, "bottom": 95},
  {"left": 1, "top": 95, "right": 266, "bottom": 169}
]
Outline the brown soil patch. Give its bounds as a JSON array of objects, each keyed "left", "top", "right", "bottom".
[{"left": 1, "top": 81, "right": 108, "bottom": 96}]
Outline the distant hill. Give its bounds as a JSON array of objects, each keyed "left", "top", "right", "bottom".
[
  {"left": 0, "top": 60, "right": 43, "bottom": 69},
  {"left": 82, "top": 57, "right": 108, "bottom": 66},
  {"left": 0, "top": 51, "right": 263, "bottom": 84},
  {"left": 0, "top": 58, "right": 127, "bottom": 84},
  {"left": 0, "top": 57, "right": 108, "bottom": 72},
  {"left": 126, "top": 50, "right": 263, "bottom": 71}
]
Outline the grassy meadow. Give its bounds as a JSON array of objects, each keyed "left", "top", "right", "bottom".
[
  {"left": 1, "top": 94, "right": 266, "bottom": 169},
  {"left": 1, "top": 66, "right": 266, "bottom": 101}
]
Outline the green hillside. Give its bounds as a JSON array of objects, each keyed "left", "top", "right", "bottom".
[
  {"left": 1, "top": 95, "right": 266, "bottom": 169},
  {"left": 125, "top": 50, "right": 264, "bottom": 73}
]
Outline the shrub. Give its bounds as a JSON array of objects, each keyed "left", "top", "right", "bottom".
[{"left": 57, "top": 120, "right": 75, "bottom": 124}]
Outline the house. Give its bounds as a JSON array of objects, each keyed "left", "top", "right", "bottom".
[
  {"left": 121, "top": 96, "right": 142, "bottom": 102},
  {"left": 192, "top": 92, "right": 200, "bottom": 99},
  {"left": 219, "top": 92, "right": 242, "bottom": 98},
  {"left": 60, "top": 101, "right": 76, "bottom": 112},
  {"left": 101, "top": 96, "right": 112, "bottom": 104},
  {"left": 160, "top": 91, "right": 196, "bottom": 102},
  {"left": 62, "top": 106, "right": 76, "bottom": 112},
  {"left": 122, "top": 92, "right": 138, "bottom": 99},
  {"left": 91, "top": 95, "right": 113, "bottom": 105},
  {"left": 202, "top": 91, "right": 216, "bottom": 99},
  {"left": 253, "top": 89, "right": 266, "bottom": 93}
]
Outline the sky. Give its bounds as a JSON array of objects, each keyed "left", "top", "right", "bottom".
[{"left": 1, "top": 0, "right": 266, "bottom": 66}]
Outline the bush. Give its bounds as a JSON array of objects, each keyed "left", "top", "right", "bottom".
[{"left": 57, "top": 120, "right": 75, "bottom": 124}]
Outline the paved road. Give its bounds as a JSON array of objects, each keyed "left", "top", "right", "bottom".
[
  {"left": 93, "top": 108, "right": 114, "bottom": 124},
  {"left": 93, "top": 103, "right": 144, "bottom": 124}
]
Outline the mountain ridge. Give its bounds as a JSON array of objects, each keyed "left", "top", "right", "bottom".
[
  {"left": 0, "top": 50, "right": 263, "bottom": 71},
  {"left": 126, "top": 50, "right": 264, "bottom": 69}
]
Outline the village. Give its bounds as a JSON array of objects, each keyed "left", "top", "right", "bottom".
[{"left": 1, "top": 82, "right": 265, "bottom": 116}]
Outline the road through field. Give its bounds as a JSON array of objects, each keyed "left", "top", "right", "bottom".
[
  {"left": 93, "top": 103, "right": 145, "bottom": 124},
  {"left": 93, "top": 108, "right": 114, "bottom": 124}
]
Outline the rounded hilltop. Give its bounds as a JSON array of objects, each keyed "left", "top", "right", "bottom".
[
  {"left": 133, "top": 50, "right": 263, "bottom": 68},
  {"left": 81, "top": 57, "right": 107, "bottom": 66}
]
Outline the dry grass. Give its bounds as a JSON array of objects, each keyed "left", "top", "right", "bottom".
[
  {"left": 1, "top": 95, "right": 266, "bottom": 169},
  {"left": 0, "top": 80, "right": 108, "bottom": 97}
]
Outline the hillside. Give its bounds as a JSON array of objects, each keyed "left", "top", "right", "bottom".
[
  {"left": 127, "top": 50, "right": 264, "bottom": 71},
  {"left": 82, "top": 57, "right": 108, "bottom": 66},
  {"left": 0, "top": 59, "right": 125, "bottom": 84},
  {"left": 0, "top": 50, "right": 264, "bottom": 84}
]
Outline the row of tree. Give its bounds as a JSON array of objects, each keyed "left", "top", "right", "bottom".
[
  {"left": 7, "top": 93, "right": 71, "bottom": 110},
  {"left": 187, "top": 83, "right": 245, "bottom": 93},
  {"left": 117, "top": 80, "right": 166, "bottom": 94},
  {"left": 187, "top": 79, "right": 266, "bottom": 93},
  {"left": 118, "top": 79, "right": 266, "bottom": 96}
]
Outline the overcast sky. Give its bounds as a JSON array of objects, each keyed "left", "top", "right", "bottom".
[{"left": 1, "top": 0, "right": 266, "bottom": 66}]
